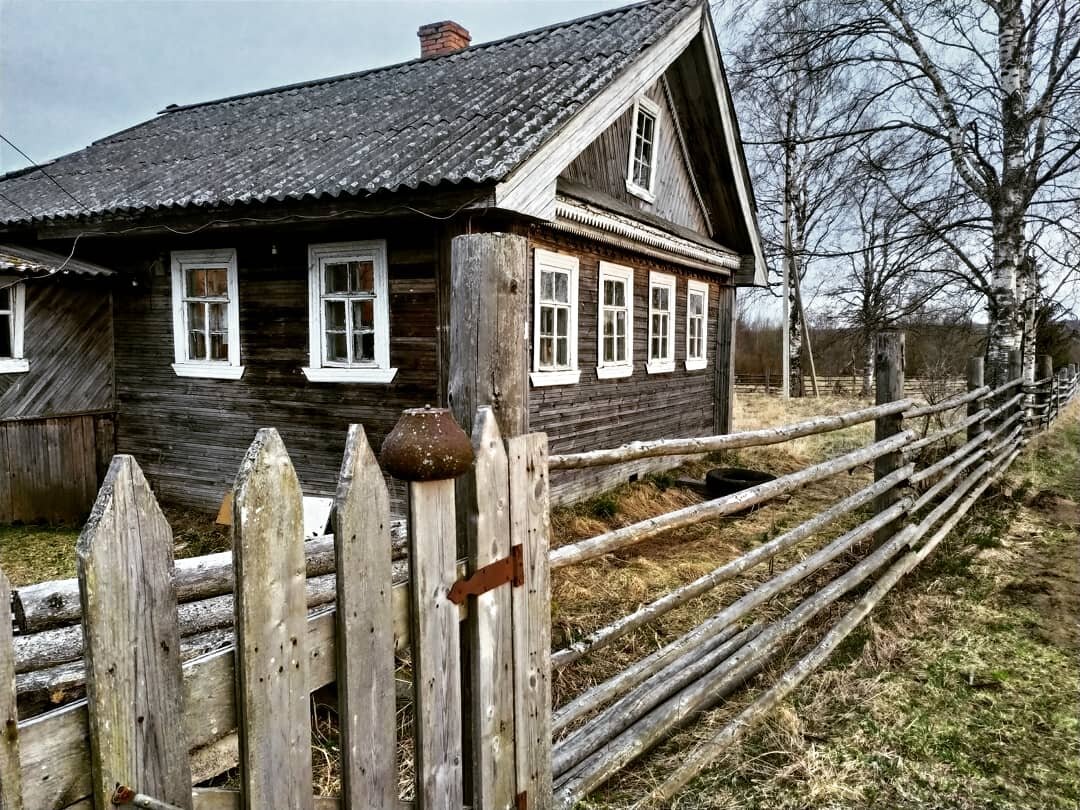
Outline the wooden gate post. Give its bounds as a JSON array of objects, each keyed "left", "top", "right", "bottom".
[
  {"left": 966, "top": 357, "right": 985, "bottom": 442},
  {"left": 381, "top": 407, "right": 475, "bottom": 810},
  {"left": 873, "top": 331, "right": 905, "bottom": 543},
  {"left": 77, "top": 455, "right": 192, "bottom": 810}
]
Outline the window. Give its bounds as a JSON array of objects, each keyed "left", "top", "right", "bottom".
[
  {"left": 596, "top": 262, "right": 633, "bottom": 379},
  {"left": 685, "top": 280, "right": 709, "bottom": 371},
  {"left": 304, "top": 240, "right": 396, "bottom": 383},
  {"left": 626, "top": 96, "right": 661, "bottom": 201},
  {"left": 531, "top": 249, "right": 580, "bottom": 387},
  {"left": 0, "top": 280, "right": 27, "bottom": 374},
  {"left": 646, "top": 271, "right": 676, "bottom": 374},
  {"left": 170, "top": 249, "right": 243, "bottom": 379}
]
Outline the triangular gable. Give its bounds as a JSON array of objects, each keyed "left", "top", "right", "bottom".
[{"left": 493, "top": 0, "right": 767, "bottom": 286}]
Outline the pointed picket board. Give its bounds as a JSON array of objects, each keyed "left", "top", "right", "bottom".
[
  {"left": 333, "top": 425, "right": 397, "bottom": 809},
  {"left": 408, "top": 476, "right": 464, "bottom": 809},
  {"left": 232, "top": 429, "right": 314, "bottom": 810},
  {"left": 76, "top": 455, "right": 192, "bottom": 810},
  {"left": 465, "top": 408, "right": 517, "bottom": 809},
  {"left": 508, "top": 433, "right": 553, "bottom": 810},
  {"left": 0, "top": 568, "right": 23, "bottom": 810}
]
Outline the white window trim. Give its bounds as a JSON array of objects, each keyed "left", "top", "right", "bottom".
[
  {"left": 625, "top": 95, "right": 661, "bottom": 203},
  {"left": 530, "top": 249, "right": 581, "bottom": 387},
  {"left": 302, "top": 240, "right": 398, "bottom": 384},
  {"left": 685, "top": 279, "right": 709, "bottom": 371},
  {"left": 596, "top": 261, "right": 634, "bottom": 380},
  {"left": 0, "top": 279, "right": 27, "bottom": 374},
  {"left": 170, "top": 249, "right": 243, "bottom": 380},
  {"left": 646, "top": 270, "right": 676, "bottom": 374}
]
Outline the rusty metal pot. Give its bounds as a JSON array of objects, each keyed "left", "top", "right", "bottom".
[{"left": 379, "top": 406, "right": 474, "bottom": 481}]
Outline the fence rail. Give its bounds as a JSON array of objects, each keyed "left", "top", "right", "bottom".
[
  {"left": 734, "top": 372, "right": 967, "bottom": 399},
  {"left": 0, "top": 352, "right": 1077, "bottom": 810}
]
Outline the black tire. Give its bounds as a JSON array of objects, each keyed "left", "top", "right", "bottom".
[{"left": 704, "top": 467, "right": 777, "bottom": 500}]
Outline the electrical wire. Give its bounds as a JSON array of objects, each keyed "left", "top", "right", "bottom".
[{"left": 0, "top": 132, "right": 92, "bottom": 213}]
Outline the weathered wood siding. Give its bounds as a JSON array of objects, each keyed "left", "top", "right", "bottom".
[
  {"left": 103, "top": 220, "right": 441, "bottom": 514},
  {"left": 559, "top": 80, "right": 709, "bottom": 236},
  {"left": 0, "top": 414, "right": 114, "bottom": 523},
  {"left": 526, "top": 227, "right": 730, "bottom": 504},
  {"left": 0, "top": 278, "right": 114, "bottom": 421}
]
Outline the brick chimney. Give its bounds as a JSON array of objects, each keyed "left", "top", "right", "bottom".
[{"left": 418, "top": 20, "right": 471, "bottom": 58}]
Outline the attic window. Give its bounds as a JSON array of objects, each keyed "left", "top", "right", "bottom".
[
  {"left": 626, "top": 96, "right": 660, "bottom": 201},
  {"left": 0, "top": 280, "right": 28, "bottom": 374}
]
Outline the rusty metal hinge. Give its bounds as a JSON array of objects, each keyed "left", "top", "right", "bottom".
[
  {"left": 448, "top": 544, "right": 525, "bottom": 605},
  {"left": 515, "top": 789, "right": 529, "bottom": 810}
]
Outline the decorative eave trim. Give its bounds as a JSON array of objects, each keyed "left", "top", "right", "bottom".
[{"left": 554, "top": 195, "right": 737, "bottom": 275}]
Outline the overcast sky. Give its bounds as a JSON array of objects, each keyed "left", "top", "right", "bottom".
[{"left": 0, "top": 0, "right": 622, "bottom": 173}]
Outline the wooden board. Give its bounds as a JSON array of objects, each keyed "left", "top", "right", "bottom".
[{"left": 0, "top": 569, "right": 23, "bottom": 810}]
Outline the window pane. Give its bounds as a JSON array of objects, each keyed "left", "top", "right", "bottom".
[
  {"left": 652, "top": 286, "right": 669, "bottom": 311},
  {"left": 325, "top": 300, "right": 347, "bottom": 331},
  {"left": 326, "top": 332, "right": 348, "bottom": 363},
  {"left": 352, "top": 261, "right": 375, "bottom": 294},
  {"left": 204, "top": 269, "right": 228, "bottom": 298},
  {"left": 541, "top": 270, "right": 554, "bottom": 302},
  {"left": 353, "top": 299, "right": 374, "bottom": 330},
  {"left": 187, "top": 303, "right": 206, "bottom": 360},
  {"left": 186, "top": 269, "right": 206, "bottom": 298},
  {"left": 603, "top": 309, "right": 615, "bottom": 338},
  {"left": 0, "top": 287, "right": 10, "bottom": 312},
  {"left": 613, "top": 280, "right": 625, "bottom": 307},
  {"left": 355, "top": 331, "right": 375, "bottom": 363},
  {"left": 208, "top": 303, "right": 229, "bottom": 360},
  {"left": 603, "top": 279, "right": 614, "bottom": 307},
  {"left": 603, "top": 336, "right": 614, "bottom": 363},
  {"left": 0, "top": 313, "right": 10, "bottom": 357},
  {"left": 539, "top": 336, "right": 554, "bottom": 367},
  {"left": 615, "top": 334, "right": 626, "bottom": 362},
  {"left": 616, "top": 310, "right": 626, "bottom": 338},
  {"left": 651, "top": 335, "right": 660, "bottom": 360},
  {"left": 689, "top": 294, "right": 702, "bottom": 317},
  {"left": 324, "top": 262, "right": 351, "bottom": 294},
  {"left": 556, "top": 337, "right": 568, "bottom": 367},
  {"left": 555, "top": 306, "right": 568, "bottom": 338},
  {"left": 554, "top": 271, "right": 569, "bottom": 304},
  {"left": 540, "top": 306, "right": 554, "bottom": 338}
]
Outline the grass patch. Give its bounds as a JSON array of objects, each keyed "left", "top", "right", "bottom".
[{"left": 0, "top": 524, "right": 81, "bottom": 586}]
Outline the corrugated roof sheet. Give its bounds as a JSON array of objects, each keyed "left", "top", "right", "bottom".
[
  {"left": 0, "top": 0, "right": 699, "bottom": 226},
  {"left": 0, "top": 243, "right": 114, "bottom": 276}
]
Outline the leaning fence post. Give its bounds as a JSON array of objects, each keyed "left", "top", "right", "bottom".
[
  {"left": 966, "top": 357, "right": 986, "bottom": 442},
  {"left": 77, "top": 455, "right": 192, "bottom": 810},
  {"left": 0, "top": 569, "right": 23, "bottom": 810},
  {"left": 874, "top": 331, "right": 906, "bottom": 542},
  {"left": 233, "top": 429, "right": 314, "bottom": 810},
  {"left": 381, "top": 406, "right": 474, "bottom": 810}
]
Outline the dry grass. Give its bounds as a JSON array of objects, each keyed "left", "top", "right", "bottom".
[{"left": 570, "top": 398, "right": 1080, "bottom": 809}]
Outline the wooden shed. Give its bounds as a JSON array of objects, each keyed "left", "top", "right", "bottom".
[{"left": 0, "top": 0, "right": 766, "bottom": 517}]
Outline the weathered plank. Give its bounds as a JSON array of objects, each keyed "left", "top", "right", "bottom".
[
  {"left": 0, "top": 569, "right": 23, "bottom": 810},
  {"left": 231, "top": 429, "right": 313, "bottom": 810},
  {"left": 508, "top": 433, "right": 553, "bottom": 810},
  {"left": 873, "top": 332, "right": 905, "bottom": 544},
  {"left": 465, "top": 408, "right": 517, "bottom": 809},
  {"left": 333, "top": 426, "right": 396, "bottom": 809},
  {"left": 408, "top": 478, "right": 464, "bottom": 809},
  {"left": 75, "top": 455, "right": 191, "bottom": 810}
]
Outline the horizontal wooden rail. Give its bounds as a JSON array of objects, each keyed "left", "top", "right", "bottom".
[
  {"left": 550, "top": 466, "right": 913, "bottom": 669},
  {"left": 547, "top": 400, "right": 913, "bottom": 470},
  {"left": 903, "top": 386, "right": 989, "bottom": 419},
  {"left": 549, "top": 431, "right": 914, "bottom": 570},
  {"left": 902, "top": 409, "right": 989, "bottom": 455}
]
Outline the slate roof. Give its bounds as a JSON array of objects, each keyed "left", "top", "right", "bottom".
[
  {"left": 0, "top": 244, "right": 114, "bottom": 276},
  {"left": 0, "top": 0, "right": 700, "bottom": 226}
]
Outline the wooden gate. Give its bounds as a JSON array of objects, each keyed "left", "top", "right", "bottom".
[{"left": 0, "top": 406, "right": 552, "bottom": 810}]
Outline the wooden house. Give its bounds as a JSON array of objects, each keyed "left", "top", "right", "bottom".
[{"left": 0, "top": 0, "right": 765, "bottom": 518}]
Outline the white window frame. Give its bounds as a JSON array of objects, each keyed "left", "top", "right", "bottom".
[
  {"left": 685, "top": 279, "right": 709, "bottom": 371},
  {"left": 170, "top": 249, "right": 243, "bottom": 380},
  {"left": 530, "top": 249, "right": 580, "bottom": 387},
  {"left": 646, "top": 271, "right": 676, "bottom": 374},
  {"left": 596, "top": 262, "right": 634, "bottom": 380},
  {"left": 625, "top": 95, "right": 661, "bottom": 203},
  {"left": 303, "top": 240, "right": 397, "bottom": 384},
  {"left": 0, "top": 279, "right": 28, "bottom": 374}
]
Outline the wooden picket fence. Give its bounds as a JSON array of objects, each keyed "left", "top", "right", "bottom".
[
  {"left": 0, "top": 408, "right": 552, "bottom": 810},
  {"left": 1, "top": 350, "right": 1077, "bottom": 810}
]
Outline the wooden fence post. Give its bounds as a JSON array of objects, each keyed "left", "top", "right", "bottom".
[
  {"left": 333, "top": 425, "right": 396, "bottom": 810},
  {"left": 966, "top": 357, "right": 985, "bottom": 442},
  {"left": 232, "top": 429, "right": 313, "bottom": 810},
  {"left": 508, "top": 433, "right": 553, "bottom": 810},
  {"left": 0, "top": 569, "right": 22, "bottom": 810},
  {"left": 1037, "top": 355, "right": 1053, "bottom": 430},
  {"left": 381, "top": 407, "right": 475, "bottom": 809},
  {"left": 874, "top": 332, "right": 906, "bottom": 542},
  {"left": 464, "top": 408, "right": 518, "bottom": 809},
  {"left": 77, "top": 455, "right": 192, "bottom": 810},
  {"left": 714, "top": 286, "right": 737, "bottom": 434}
]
